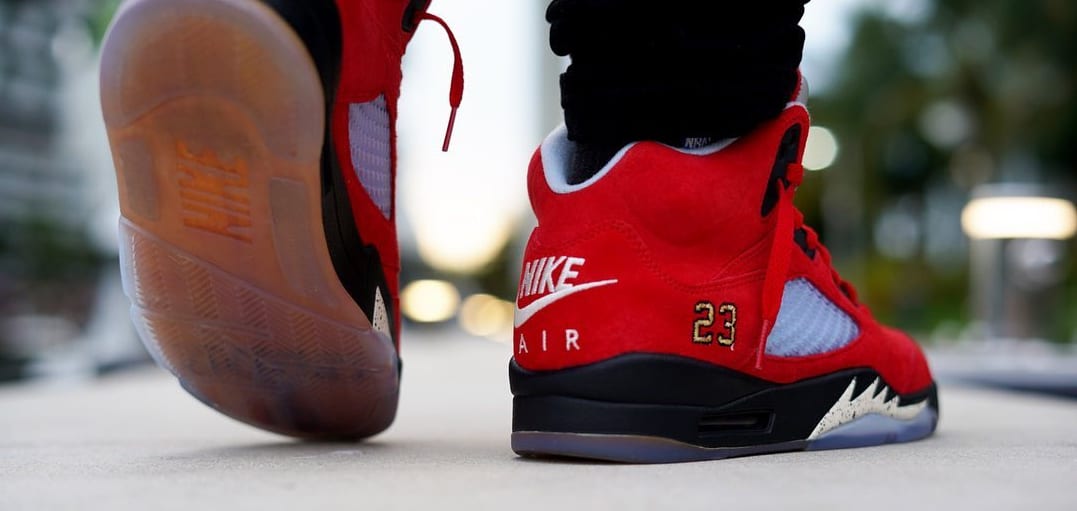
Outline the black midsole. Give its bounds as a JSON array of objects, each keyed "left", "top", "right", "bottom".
[
  {"left": 511, "top": 354, "right": 939, "bottom": 448},
  {"left": 511, "top": 353, "right": 773, "bottom": 407}
]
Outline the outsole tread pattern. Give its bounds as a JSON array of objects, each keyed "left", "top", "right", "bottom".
[{"left": 103, "top": 0, "right": 398, "bottom": 439}]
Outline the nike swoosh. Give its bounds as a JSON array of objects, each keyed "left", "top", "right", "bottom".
[{"left": 514, "top": 279, "right": 619, "bottom": 328}]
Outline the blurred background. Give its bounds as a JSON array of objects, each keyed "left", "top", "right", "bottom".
[{"left": 1, "top": 0, "right": 1075, "bottom": 396}]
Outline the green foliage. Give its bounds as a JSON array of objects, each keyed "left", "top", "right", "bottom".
[
  {"left": 0, "top": 216, "right": 106, "bottom": 283},
  {"left": 810, "top": 0, "right": 1076, "bottom": 339},
  {"left": 87, "top": 0, "right": 122, "bottom": 46}
]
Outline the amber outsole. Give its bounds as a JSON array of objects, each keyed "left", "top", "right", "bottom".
[{"left": 101, "top": 0, "right": 398, "bottom": 439}]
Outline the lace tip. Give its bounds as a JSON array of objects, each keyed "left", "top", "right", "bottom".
[
  {"left": 441, "top": 107, "right": 458, "bottom": 152},
  {"left": 755, "top": 320, "right": 772, "bottom": 370}
]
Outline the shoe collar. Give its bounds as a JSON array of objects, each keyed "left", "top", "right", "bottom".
[
  {"left": 538, "top": 73, "right": 809, "bottom": 195},
  {"left": 541, "top": 74, "right": 808, "bottom": 195},
  {"left": 540, "top": 126, "right": 738, "bottom": 195}
]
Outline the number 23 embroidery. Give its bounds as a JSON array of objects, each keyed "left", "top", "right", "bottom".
[{"left": 692, "top": 301, "right": 737, "bottom": 348}]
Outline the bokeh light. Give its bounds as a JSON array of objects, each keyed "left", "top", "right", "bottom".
[
  {"left": 962, "top": 197, "right": 1077, "bottom": 240},
  {"left": 804, "top": 126, "right": 839, "bottom": 171},
  {"left": 400, "top": 280, "right": 461, "bottom": 323},
  {"left": 458, "top": 293, "right": 515, "bottom": 342}
]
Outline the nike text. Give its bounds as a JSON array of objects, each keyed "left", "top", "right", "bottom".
[
  {"left": 514, "top": 256, "right": 618, "bottom": 328},
  {"left": 518, "top": 256, "right": 588, "bottom": 299}
]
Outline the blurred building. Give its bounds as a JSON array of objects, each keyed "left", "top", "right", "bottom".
[
  {"left": 0, "top": 0, "right": 88, "bottom": 224},
  {"left": 0, "top": 0, "right": 136, "bottom": 382}
]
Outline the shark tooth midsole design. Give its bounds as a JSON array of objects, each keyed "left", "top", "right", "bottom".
[{"left": 808, "top": 377, "right": 928, "bottom": 440}]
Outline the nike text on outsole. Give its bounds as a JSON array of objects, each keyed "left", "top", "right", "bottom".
[{"left": 102, "top": 0, "right": 398, "bottom": 438}]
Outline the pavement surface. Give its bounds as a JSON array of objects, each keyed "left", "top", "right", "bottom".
[{"left": 2, "top": 332, "right": 1076, "bottom": 510}]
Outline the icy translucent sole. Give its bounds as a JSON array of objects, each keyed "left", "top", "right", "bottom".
[
  {"left": 512, "top": 406, "right": 938, "bottom": 464},
  {"left": 102, "top": 0, "right": 398, "bottom": 438}
]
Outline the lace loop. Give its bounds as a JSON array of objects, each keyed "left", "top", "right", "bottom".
[
  {"left": 418, "top": 13, "right": 464, "bottom": 152},
  {"left": 756, "top": 163, "right": 801, "bottom": 367},
  {"left": 755, "top": 161, "right": 860, "bottom": 368}
]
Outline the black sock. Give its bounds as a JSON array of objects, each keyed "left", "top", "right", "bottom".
[{"left": 548, "top": 0, "right": 809, "bottom": 183}]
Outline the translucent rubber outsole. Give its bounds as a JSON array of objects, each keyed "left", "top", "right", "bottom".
[
  {"left": 102, "top": 0, "right": 398, "bottom": 438},
  {"left": 512, "top": 406, "right": 939, "bottom": 464}
]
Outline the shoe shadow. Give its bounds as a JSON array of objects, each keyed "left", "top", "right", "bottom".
[
  {"left": 120, "top": 439, "right": 402, "bottom": 476},
  {"left": 511, "top": 454, "right": 621, "bottom": 466},
  {"left": 127, "top": 434, "right": 521, "bottom": 475},
  {"left": 192, "top": 439, "right": 396, "bottom": 459}
]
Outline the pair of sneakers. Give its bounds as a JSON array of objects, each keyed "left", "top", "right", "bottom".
[{"left": 100, "top": 0, "right": 937, "bottom": 463}]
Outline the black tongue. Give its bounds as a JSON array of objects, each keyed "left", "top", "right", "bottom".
[
  {"left": 567, "top": 142, "right": 621, "bottom": 185},
  {"left": 567, "top": 137, "right": 718, "bottom": 185}
]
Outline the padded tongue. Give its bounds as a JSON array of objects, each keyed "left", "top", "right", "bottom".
[{"left": 794, "top": 73, "right": 809, "bottom": 105}]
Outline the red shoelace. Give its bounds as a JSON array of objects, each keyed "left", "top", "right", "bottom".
[
  {"left": 417, "top": 12, "right": 464, "bottom": 152},
  {"left": 756, "top": 162, "right": 861, "bottom": 368}
]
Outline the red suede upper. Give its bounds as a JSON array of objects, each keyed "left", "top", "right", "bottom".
[
  {"left": 330, "top": 0, "right": 422, "bottom": 344},
  {"left": 513, "top": 105, "right": 934, "bottom": 395}
]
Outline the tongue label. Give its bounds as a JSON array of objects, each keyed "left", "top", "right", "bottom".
[{"left": 682, "top": 137, "right": 716, "bottom": 149}]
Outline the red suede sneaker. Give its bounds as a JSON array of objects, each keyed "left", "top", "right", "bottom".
[
  {"left": 510, "top": 85, "right": 939, "bottom": 462},
  {"left": 101, "top": 0, "right": 460, "bottom": 439}
]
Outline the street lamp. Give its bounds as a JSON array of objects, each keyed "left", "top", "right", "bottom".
[{"left": 962, "top": 184, "right": 1076, "bottom": 341}]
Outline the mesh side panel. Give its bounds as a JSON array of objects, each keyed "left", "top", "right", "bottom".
[
  {"left": 765, "top": 278, "right": 859, "bottom": 357},
  {"left": 348, "top": 95, "right": 392, "bottom": 219}
]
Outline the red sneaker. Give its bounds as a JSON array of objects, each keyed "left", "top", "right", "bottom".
[
  {"left": 101, "top": 0, "right": 460, "bottom": 439},
  {"left": 510, "top": 84, "right": 938, "bottom": 462}
]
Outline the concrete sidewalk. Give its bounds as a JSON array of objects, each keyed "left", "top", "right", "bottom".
[{"left": 2, "top": 333, "right": 1076, "bottom": 510}]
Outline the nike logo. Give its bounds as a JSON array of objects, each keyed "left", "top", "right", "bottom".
[{"left": 514, "top": 279, "right": 618, "bottom": 327}]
